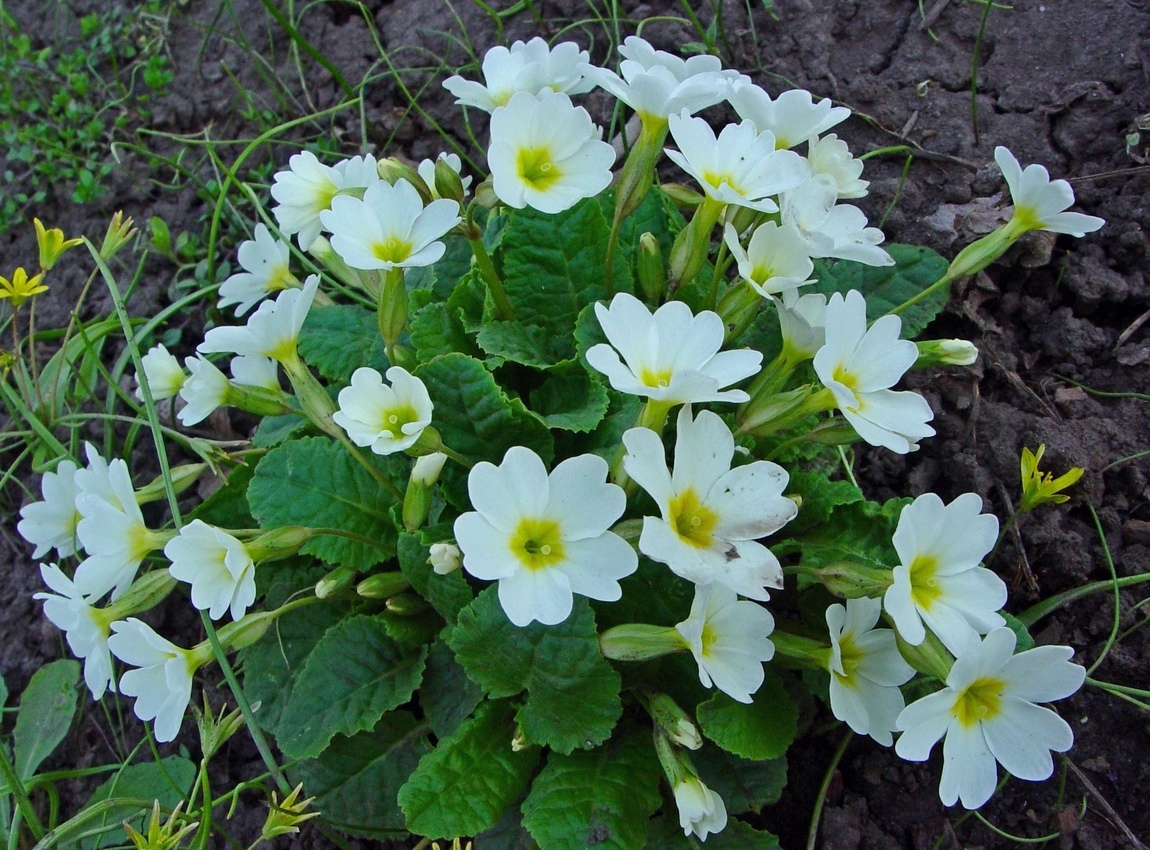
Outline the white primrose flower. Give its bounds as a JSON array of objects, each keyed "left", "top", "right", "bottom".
[
  {"left": 454, "top": 447, "right": 637, "bottom": 627},
  {"left": 417, "top": 152, "right": 473, "bottom": 199},
  {"left": 675, "top": 583, "right": 776, "bottom": 703},
  {"left": 729, "top": 83, "right": 851, "bottom": 150},
  {"left": 199, "top": 274, "right": 319, "bottom": 364},
  {"left": 808, "top": 134, "right": 868, "bottom": 199},
  {"left": 623, "top": 406, "right": 797, "bottom": 601},
  {"left": 270, "top": 151, "right": 380, "bottom": 250},
  {"left": 333, "top": 366, "right": 433, "bottom": 455},
  {"left": 580, "top": 35, "right": 740, "bottom": 121},
  {"left": 994, "top": 146, "right": 1105, "bottom": 238},
  {"left": 884, "top": 492, "right": 1005, "bottom": 656},
  {"left": 487, "top": 90, "right": 616, "bottom": 214},
  {"left": 320, "top": 179, "right": 461, "bottom": 271},
  {"left": 723, "top": 222, "right": 814, "bottom": 297},
  {"left": 17, "top": 458, "right": 81, "bottom": 559},
  {"left": 34, "top": 563, "right": 115, "bottom": 699},
  {"left": 165, "top": 520, "right": 256, "bottom": 621},
  {"left": 826, "top": 597, "right": 915, "bottom": 746},
  {"left": 217, "top": 224, "right": 299, "bottom": 316},
  {"left": 586, "top": 293, "right": 762, "bottom": 405},
  {"left": 673, "top": 774, "right": 729, "bottom": 841},
  {"left": 813, "top": 290, "right": 935, "bottom": 454},
  {"left": 781, "top": 175, "right": 893, "bottom": 267},
  {"left": 134, "top": 344, "right": 186, "bottom": 402},
  {"left": 230, "top": 354, "right": 280, "bottom": 391},
  {"left": 895, "top": 627, "right": 1085, "bottom": 809},
  {"left": 665, "top": 113, "right": 808, "bottom": 213},
  {"left": 775, "top": 289, "right": 828, "bottom": 360},
  {"left": 443, "top": 37, "right": 593, "bottom": 112},
  {"left": 177, "top": 356, "right": 231, "bottom": 427},
  {"left": 74, "top": 445, "right": 168, "bottom": 600},
  {"left": 108, "top": 618, "right": 199, "bottom": 743}
]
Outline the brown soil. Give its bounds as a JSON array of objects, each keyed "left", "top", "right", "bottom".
[{"left": 2, "top": 1, "right": 1148, "bottom": 848}]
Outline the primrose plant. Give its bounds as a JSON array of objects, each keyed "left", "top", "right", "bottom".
[{"left": 16, "top": 33, "right": 1103, "bottom": 847}]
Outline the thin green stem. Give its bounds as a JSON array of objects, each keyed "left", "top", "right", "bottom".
[
  {"left": 1017, "top": 572, "right": 1150, "bottom": 627},
  {"left": 0, "top": 744, "right": 46, "bottom": 841},
  {"left": 807, "top": 730, "right": 853, "bottom": 850},
  {"left": 1084, "top": 500, "right": 1121, "bottom": 677},
  {"left": 468, "top": 235, "right": 514, "bottom": 321}
]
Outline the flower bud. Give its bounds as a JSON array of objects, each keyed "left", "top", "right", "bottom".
[
  {"left": 598, "top": 624, "right": 686, "bottom": 661},
  {"left": 356, "top": 571, "right": 410, "bottom": 599},
  {"left": 660, "top": 182, "right": 704, "bottom": 210},
  {"left": 914, "top": 338, "right": 978, "bottom": 368},
  {"left": 433, "top": 157, "right": 467, "bottom": 205},
  {"left": 217, "top": 610, "right": 278, "bottom": 652},
  {"left": 648, "top": 693, "right": 702, "bottom": 750},
  {"left": 378, "top": 267, "right": 408, "bottom": 350},
  {"left": 385, "top": 592, "right": 427, "bottom": 616},
  {"left": 895, "top": 630, "right": 954, "bottom": 681},
  {"left": 246, "top": 526, "right": 316, "bottom": 563},
  {"left": 815, "top": 561, "right": 894, "bottom": 599},
  {"left": 636, "top": 232, "right": 666, "bottom": 302},
  {"left": 135, "top": 463, "right": 208, "bottom": 505},
  {"left": 105, "top": 569, "right": 178, "bottom": 620},
  {"left": 315, "top": 566, "right": 358, "bottom": 599},
  {"left": 803, "top": 418, "right": 863, "bottom": 447},
  {"left": 473, "top": 177, "right": 498, "bottom": 209},
  {"left": 404, "top": 452, "right": 447, "bottom": 532},
  {"left": 100, "top": 211, "right": 137, "bottom": 259},
  {"left": 377, "top": 157, "right": 432, "bottom": 203},
  {"left": 944, "top": 225, "right": 1014, "bottom": 282},
  {"left": 428, "top": 542, "right": 462, "bottom": 575}
]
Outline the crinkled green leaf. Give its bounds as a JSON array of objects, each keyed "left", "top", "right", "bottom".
[
  {"left": 476, "top": 320, "right": 577, "bottom": 369},
  {"left": 500, "top": 198, "right": 625, "bottom": 347},
  {"left": 293, "top": 711, "right": 431, "bottom": 838},
  {"left": 811, "top": 244, "right": 950, "bottom": 337},
  {"left": 420, "top": 638, "right": 484, "bottom": 739},
  {"left": 277, "top": 615, "right": 427, "bottom": 760},
  {"left": 299, "top": 304, "right": 389, "bottom": 383},
  {"left": 410, "top": 300, "right": 482, "bottom": 362},
  {"left": 188, "top": 462, "right": 255, "bottom": 528},
  {"left": 397, "top": 531, "right": 473, "bottom": 624},
  {"left": 399, "top": 699, "right": 539, "bottom": 839},
  {"left": 696, "top": 670, "right": 798, "bottom": 760},
  {"left": 530, "top": 371, "right": 610, "bottom": 432},
  {"left": 522, "top": 725, "right": 662, "bottom": 850},
  {"left": 414, "top": 353, "right": 553, "bottom": 467},
  {"left": 248, "top": 437, "right": 405, "bottom": 570},
  {"left": 14, "top": 659, "right": 78, "bottom": 781},
  {"left": 693, "top": 747, "right": 787, "bottom": 815},
  {"left": 77, "top": 756, "right": 196, "bottom": 850},
  {"left": 784, "top": 470, "right": 865, "bottom": 534},
  {"left": 407, "top": 233, "right": 474, "bottom": 300},
  {"left": 797, "top": 497, "right": 910, "bottom": 574},
  {"left": 449, "top": 589, "right": 622, "bottom": 753}
]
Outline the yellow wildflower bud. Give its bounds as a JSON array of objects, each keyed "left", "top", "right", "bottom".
[
  {"left": 101, "top": 211, "right": 138, "bottom": 259},
  {"left": 261, "top": 783, "right": 320, "bottom": 840},
  {"left": 34, "top": 218, "right": 84, "bottom": 272},
  {"left": 122, "top": 800, "right": 198, "bottom": 850},
  {"left": 0, "top": 267, "right": 48, "bottom": 309},
  {"left": 1018, "top": 444, "right": 1084, "bottom": 514}
]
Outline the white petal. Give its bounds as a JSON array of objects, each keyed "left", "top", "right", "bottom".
[
  {"left": 940, "top": 719, "right": 998, "bottom": 809},
  {"left": 982, "top": 697, "right": 1070, "bottom": 781}
]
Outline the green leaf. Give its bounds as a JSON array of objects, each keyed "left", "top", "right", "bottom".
[
  {"left": 521, "top": 726, "right": 662, "bottom": 850},
  {"left": 420, "top": 639, "right": 484, "bottom": 739},
  {"left": 647, "top": 816, "right": 781, "bottom": 849},
  {"left": 77, "top": 756, "right": 197, "bottom": 849},
  {"left": 530, "top": 372, "right": 610, "bottom": 432},
  {"left": 797, "top": 497, "right": 909, "bottom": 574},
  {"left": 410, "top": 300, "right": 481, "bottom": 362},
  {"left": 293, "top": 711, "right": 432, "bottom": 838},
  {"left": 298, "top": 304, "right": 389, "bottom": 383},
  {"left": 449, "top": 589, "right": 622, "bottom": 753},
  {"left": 188, "top": 462, "right": 256, "bottom": 528},
  {"left": 399, "top": 699, "right": 540, "bottom": 839},
  {"left": 277, "top": 615, "right": 428, "bottom": 760},
  {"left": 693, "top": 747, "right": 787, "bottom": 815},
  {"left": 477, "top": 320, "right": 576, "bottom": 369},
  {"left": 240, "top": 600, "right": 347, "bottom": 737},
  {"left": 14, "top": 659, "right": 79, "bottom": 780},
  {"left": 784, "top": 470, "right": 864, "bottom": 534},
  {"left": 414, "top": 353, "right": 553, "bottom": 467},
  {"left": 248, "top": 437, "right": 405, "bottom": 570},
  {"left": 696, "top": 671, "right": 798, "bottom": 760},
  {"left": 500, "top": 198, "right": 624, "bottom": 346},
  {"left": 397, "top": 532, "right": 473, "bottom": 624},
  {"left": 811, "top": 244, "right": 950, "bottom": 337},
  {"left": 1001, "top": 611, "right": 1036, "bottom": 652}
]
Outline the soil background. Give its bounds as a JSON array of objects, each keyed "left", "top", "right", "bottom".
[{"left": 1, "top": 0, "right": 1149, "bottom": 848}]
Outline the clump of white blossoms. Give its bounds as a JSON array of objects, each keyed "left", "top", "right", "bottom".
[
  {"left": 587, "top": 293, "right": 762, "bottom": 407},
  {"left": 729, "top": 83, "right": 851, "bottom": 151},
  {"left": 333, "top": 366, "right": 434, "bottom": 455},
  {"left": 134, "top": 344, "right": 185, "bottom": 402},
  {"left": 443, "top": 37, "right": 593, "bottom": 112},
  {"left": 108, "top": 618, "right": 205, "bottom": 743},
  {"left": 895, "top": 628, "right": 1085, "bottom": 809},
  {"left": 813, "top": 290, "right": 935, "bottom": 453},
  {"left": 487, "top": 90, "right": 615, "bottom": 214},
  {"left": 217, "top": 223, "right": 299, "bottom": 316},
  {"left": 165, "top": 520, "right": 257, "bottom": 621},
  {"left": 623, "top": 406, "right": 796, "bottom": 600},
  {"left": 454, "top": 447, "right": 637, "bottom": 626},
  {"left": 270, "top": 152, "right": 380, "bottom": 250},
  {"left": 723, "top": 222, "right": 814, "bottom": 298},
  {"left": 199, "top": 274, "right": 319, "bottom": 366},
  {"left": 884, "top": 492, "right": 1005, "bottom": 655},
  {"left": 676, "top": 583, "right": 776, "bottom": 703}
]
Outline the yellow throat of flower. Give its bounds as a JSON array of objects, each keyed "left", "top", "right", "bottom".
[
  {"left": 908, "top": 553, "right": 942, "bottom": 610},
  {"left": 669, "top": 490, "right": 718, "bottom": 548},
  {"left": 372, "top": 237, "right": 414, "bottom": 265},
  {"left": 517, "top": 147, "right": 562, "bottom": 192},
  {"left": 510, "top": 517, "right": 566, "bottom": 571},
  {"left": 952, "top": 676, "right": 1005, "bottom": 727}
]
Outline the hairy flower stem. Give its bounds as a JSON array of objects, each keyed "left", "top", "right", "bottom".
[{"left": 468, "top": 234, "right": 515, "bottom": 321}]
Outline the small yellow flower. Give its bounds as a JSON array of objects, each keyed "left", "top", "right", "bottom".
[
  {"left": 261, "top": 783, "right": 320, "bottom": 840},
  {"left": 0, "top": 267, "right": 48, "bottom": 309},
  {"left": 1019, "top": 444, "right": 1084, "bottom": 513},
  {"left": 122, "top": 801, "right": 198, "bottom": 850},
  {"left": 101, "top": 210, "right": 138, "bottom": 259},
  {"left": 34, "top": 218, "right": 84, "bottom": 271}
]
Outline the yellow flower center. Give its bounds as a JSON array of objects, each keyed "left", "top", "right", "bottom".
[
  {"left": 700, "top": 622, "right": 718, "bottom": 657},
  {"left": 509, "top": 517, "right": 565, "bottom": 571},
  {"left": 639, "top": 367, "right": 673, "bottom": 389},
  {"left": 833, "top": 632, "right": 863, "bottom": 688},
  {"left": 831, "top": 363, "right": 859, "bottom": 395},
  {"left": 908, "top": 553, "right": 942, "bottom": 610},
  {"left": 372, "top": 237, "right": 414, "bottom": 265},
  {"left": 517, "top": 147, "right": 562, "bottom": 191},
  {"left": 669, "top": 490, "right": 718, "bottom": 547},
  {"left": 750, "top": 263, "right": 777, "bottom": 284},
  {"left": 701, "top": 169, "right": 742, "bottom": 196},
  {"left": 952, "top": 676, "right": 1005, "bottom": 727},
  {"left": 377, "top": 404, "right": 420, "bottom": 439}
]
